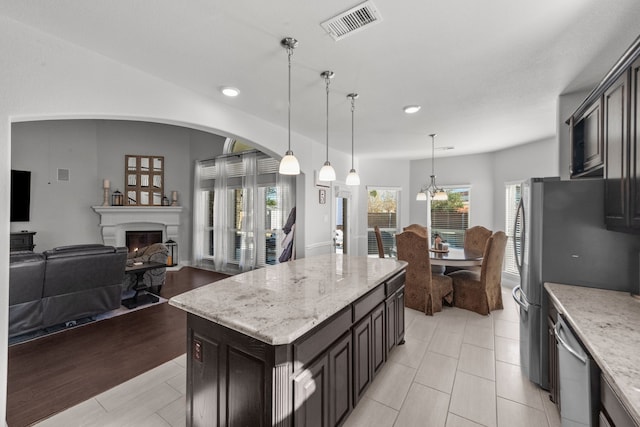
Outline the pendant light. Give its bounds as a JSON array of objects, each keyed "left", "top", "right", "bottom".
[
  {"left": 416, "top": 133, "right": 448, "bottom": 201},
  {"left": 278, "top": 37, "right": 300, "bottom": 175},
  {"left": 318, "top": 70, "right": 336, "bottom": 182},
  {"left": 345, "top": 93, "right": 360, "bottom": 186}
]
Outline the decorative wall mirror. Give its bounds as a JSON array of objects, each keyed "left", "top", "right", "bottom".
[{"left": 125, "top": 155, "right": 164, "bottom": 206}]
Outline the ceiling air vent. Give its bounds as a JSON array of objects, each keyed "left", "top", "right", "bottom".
[{"left": 321, "top": 1, "right": 382, "bottom": 41}]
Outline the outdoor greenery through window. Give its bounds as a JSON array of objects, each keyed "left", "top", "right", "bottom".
[
  {"left": 367, "top": 187, "right": 399, "bottom": 257},
  {"left": 504, "top": 182, "right": 522, "bottom": 276},
  {"left": 430, "top": 187, "right": 470, "bottom": 248}
]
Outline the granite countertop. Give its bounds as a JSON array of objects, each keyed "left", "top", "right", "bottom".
[
  {"left": 545, "top": 282, "right": 640, "bottom": 424},
  {"left": 169, "top": 254, "right": 407, "bottom": 345}
]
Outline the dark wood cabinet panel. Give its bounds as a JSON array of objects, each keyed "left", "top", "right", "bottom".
[
  {"left": 353, "top": 315, "right": 372, "bottom": 403},
  {"left": 386, "top": 294, "right": 397, "bottom": 354},
  {"left": 329, "top": 333, "right": 352, "bottom": 427},
  {"left": 372, "top": 304, "right": 385, "bottom": 376},
  {"left": 604, "top": 71, "right": 630, "bottom": 228},
  {"left": 571, "top": 100, "right": 604, "bottom": 178},
  {"left": 294, "top": 355, "right": 329, "bottom": 427},
  {"left": 630, "top": 57, "right": 640, "bottom": 229}
]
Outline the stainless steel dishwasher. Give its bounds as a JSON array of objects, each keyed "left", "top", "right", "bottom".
[{"left": 555, "top": 314, "right": 600, "bottom": 427}]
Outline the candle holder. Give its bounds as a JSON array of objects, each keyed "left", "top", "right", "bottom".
[
  {"left": 102, "top": 179, "right": 110, "bottom": 206},
  {"left": 171, "top": 191, "right": 178, "bottom": 206}
]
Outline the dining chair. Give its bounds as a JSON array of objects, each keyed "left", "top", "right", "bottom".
[
  {"left": 374, "top": 225, "right": 385, "bottom": 258},
  {"left": 395, "top": 230, "right": 453, "bottom": 316},
  {"left": 402, "top": 224, "right": 428, "bottom": 239},
  {"left": 464, "top": 225, "right": 492, "bottom": 254},
  {"left": 447, "top": 231, "right": 508, "bottom": 315}
]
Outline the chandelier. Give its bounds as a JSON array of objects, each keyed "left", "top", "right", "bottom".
[{"left": 416, "top": 133, "right": 448, "bottom": 201}]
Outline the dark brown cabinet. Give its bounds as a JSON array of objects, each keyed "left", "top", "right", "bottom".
[
  {"left": 600, "top": 374, "right": 636, "bottom": 427},
  {"left": 570, "top": 100, "right": 604, "bottom": 178},
  {"left": 547, "top": 300, "right": 560, "bottom": 408},
  {"left": 604, "top": 71, "right": 630, "bottom": 228},
  {"left": 629, "top": 57, "right": 640, "bottom": 229},
  {"left": 10, "top": 231, "right": 35, "bottom": 251},
  {"left": 353, "top": 303, "right": 385, "bottom": 404},
  {"left": 568, "top": 36, "right": 640, "bottom": 232},
  {"left": 185, "top": 270, "right": 405, "bottom": 427}
]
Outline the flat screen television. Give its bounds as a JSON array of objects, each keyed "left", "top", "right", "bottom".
[{"left": 11, "top": 169, "right": 31, "bottom": 222}]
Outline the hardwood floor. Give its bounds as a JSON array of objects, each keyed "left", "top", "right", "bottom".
[{"left": 7, "top": 267, "right": 229, "bottom": 427}]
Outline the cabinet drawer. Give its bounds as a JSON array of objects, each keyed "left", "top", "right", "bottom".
[
  {"left": 294, "top": 306, "right": 352, "bottom": 368},
  {"left": 353, "top": 285, "right": 385, "bottom": 323},
  {"left": 385, "top": 271, "right": 405, "bottom": 296}
]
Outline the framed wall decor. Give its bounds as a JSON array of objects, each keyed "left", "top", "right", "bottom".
[
  {"left": 125, "top": 155, "right": 164, "bottom": 206},
  {"left": 319, "top": 189, "right": 326, "bottom": 204}
]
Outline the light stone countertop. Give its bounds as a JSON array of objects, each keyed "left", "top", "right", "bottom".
[
  {"left": 545, "top": 282, "right": 640, "bottom": 424},
  {"left": 169, "top": 254, "right": 407, "bottom": 345}
]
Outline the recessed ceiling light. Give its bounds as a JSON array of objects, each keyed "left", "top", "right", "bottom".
[
  {"left": 403, "top": 105, "right": 421, "bottom": 114},
  {"left": 221, "top": 87, "right": 240, "bottom": 97}
]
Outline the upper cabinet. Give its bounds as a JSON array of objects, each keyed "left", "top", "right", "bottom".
[{"left": 567, "top": 36, "right": 640, "bottom": 232}]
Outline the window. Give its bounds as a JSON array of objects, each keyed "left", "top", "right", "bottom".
[
  {"left": 367, "top": 187, "right": 400, "bottom": 256},
  {"left": 193, "top": 146, "right": 294, "bottom": 272},
  {"left": 429, "top": 187, "right": 470, "bottom": 248},
  {"left": 504, "top": 182, "right": 522, "bottom": 276}
]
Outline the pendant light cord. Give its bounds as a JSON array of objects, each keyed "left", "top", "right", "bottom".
[
  {"left": 351, "top": 96, "right": 355, "bottom": 169},
  {"left": 325, "top": 75, "right": 330, "bottom": 162},
  {"left": 287, "top": 46, "right": 293, "bottom": 152}
]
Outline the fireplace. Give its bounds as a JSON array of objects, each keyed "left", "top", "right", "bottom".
[
  {"left": 92, "top": 206, "right": 183, "bottom": 264},
  {"left": 126, "top": 230, "right": 163, "bottom": 253}
]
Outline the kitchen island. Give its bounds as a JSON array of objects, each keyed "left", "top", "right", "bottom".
[
  {"left": 169, "top": 254, "right": 407, "bottom": 427},
  {"left": 545, "top": 282, "right": 640, "bottom": 426}
]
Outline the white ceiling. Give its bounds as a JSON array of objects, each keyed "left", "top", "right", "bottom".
[{"left": 1, "top": 0, "right": 640, "bottom": 159}]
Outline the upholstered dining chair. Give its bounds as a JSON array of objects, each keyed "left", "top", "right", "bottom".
[
  {"left": 464, "top": 225, "right": 493, "bottom": 254},
  {"left": 447, "top": 231, "right": 508, "bottom": 315},
  {"left": 402, "top": 224, "right": 428, "bottom": 239},
  {"left": 396, "top": 230, "right": 453, "bottom": 315}
]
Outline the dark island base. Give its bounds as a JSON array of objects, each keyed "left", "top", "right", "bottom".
[{"left": 185, "top": 271, "right": 405, "bottom": 427}]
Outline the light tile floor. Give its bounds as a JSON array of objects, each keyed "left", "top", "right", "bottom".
[{"left": 34, "top": 288, "right": 561, "bottom": 427}]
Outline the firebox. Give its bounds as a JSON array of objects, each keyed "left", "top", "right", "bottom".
[{"left": 125, "top": 230, "right": 163, "bottom": 253}]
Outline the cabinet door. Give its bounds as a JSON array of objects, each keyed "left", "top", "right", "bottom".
[
  {"left": 630, "top": 57, "right": 640, "bottom": 228},
  {"left": 353, "top": 315, "right": 372, "bottom": 404},
  {"left": 386, "top": 295, "right": 397, "bottom": 354},
  {"left": 329, "top": 333, "right": 352, "bottom": 427},
  {"left": 571, "top": 101, "right": 604, "bottom": 177},
  {"left": 372, "top": 304, "right": 386, "bottom": 377},
  {"left": 294, "top": 354, "right": 330, "bottom": 427},
  {"left": 604, "top": 71, "right": 630, "bottom": 228},
  {"left": 395, "top": 290, "right": 405, "bottom": 345}
]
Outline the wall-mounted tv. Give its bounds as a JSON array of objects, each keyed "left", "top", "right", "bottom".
[{"left": 11, "top": 169, "right": 31, "bottom": 222}]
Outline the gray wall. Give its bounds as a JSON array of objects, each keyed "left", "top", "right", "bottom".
[{"left": 11, "top": 119, "right": 224, "bottom": 258}]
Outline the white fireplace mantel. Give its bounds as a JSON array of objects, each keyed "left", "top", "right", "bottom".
[{"left": 92, "top": 206, "right": 183, "bottom": 251}]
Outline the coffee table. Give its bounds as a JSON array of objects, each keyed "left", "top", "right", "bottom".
[{"left": 122, "top": 261, "right": 166, "bottom": 309}]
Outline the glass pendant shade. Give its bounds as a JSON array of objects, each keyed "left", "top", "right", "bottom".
[
  {"left": 416, "top": 191, "right": 428, "bottom": 201},
  {"left": 278, "top": 37, "right": 301, "bottom": 176},
  {"left": 279, "top": 150, "right": 300, "bottom": 175},
  {"left": 432, "top": 190, "right": 448, "bottom": 201},
  {"left": 346, "top": 169, "right": 360, "bottom": 186},
  {"left": 319, "top": 161, "right": 336, "bottom": 181}
]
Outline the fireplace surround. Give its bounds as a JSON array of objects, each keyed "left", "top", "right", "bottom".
[{"left": 92, "top": 206, "right": 182, "bottom": 262}]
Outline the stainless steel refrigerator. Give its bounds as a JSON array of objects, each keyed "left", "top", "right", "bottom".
[{"left": 511, "top": 177, "right": 640, "bottom": 389}]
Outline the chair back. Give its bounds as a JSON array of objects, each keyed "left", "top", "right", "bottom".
[
  {"left": 402, "top": 224, "right": 429, "bottom": 239},
  {"left": 480, "top": 231, "right": 508, "bottom": 304},
  {"left": 395, "top": 230, "right": 432, "bottom": 291},
  {"left": 374, "top": 226, "right": 385, "bottom": 258},
  {"left": 464, "top": 226, "right": 492, "bottom": 254}
]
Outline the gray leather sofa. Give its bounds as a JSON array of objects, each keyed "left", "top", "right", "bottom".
[{"left": 9, "top": 244, "right": 128, "bottom": 338}]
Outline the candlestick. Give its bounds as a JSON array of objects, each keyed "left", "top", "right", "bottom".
[
  {"left": 102, "top": 179, "right": 110, "bottom": 206},
  {"left": 103, "top": 179, "right": 110, "bottom": 189},
  {"left": 171, "top": 190, "right": 178, "bottom": 206}
]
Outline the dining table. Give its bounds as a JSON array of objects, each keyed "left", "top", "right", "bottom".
[{"left": 429, "top": 247, "right": 483, "bottom": 268}]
